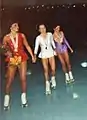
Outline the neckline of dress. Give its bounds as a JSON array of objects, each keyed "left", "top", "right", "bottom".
[
  {"left": 40, "top": 33, "right": 48, "bottom": 40},
  {"left": 9, "top": 33, "right": 18, "bottom": 39}
]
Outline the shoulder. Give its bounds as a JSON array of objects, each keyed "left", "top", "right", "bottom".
[
  {"left": 47, "top": 32, "right": 52, "bottom": 36},
  {"left": 60, "top": 31, "right": 64, "bottom": 35},
  {"left": 36, "top": 35, "right": 40, "bottom": 41},
  {"left": 18, "top": 33, "right": 25, "bottom": 37},
  {"left": 53, "top": 33, "right": 55, "bottom": 37},
  {"left": 3, "top": 34, "right": 10, "bottom": 41}
]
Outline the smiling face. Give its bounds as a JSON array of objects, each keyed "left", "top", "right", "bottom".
[
  {"left": 39, "top": 24, "right": 46, "bottom": 34},
  {"left": 10, "top": 23, "right": 19, "bottom": 33}
]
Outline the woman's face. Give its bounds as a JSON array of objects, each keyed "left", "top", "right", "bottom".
[
  {"left": 54, "top": 26, "right": 60, "bottom": 33},
  {"left": 39, "top": 25, "right": 46, "bottom": 34},
  {"left": 10, "top": 23, "right": 19, "bottom": 32}
]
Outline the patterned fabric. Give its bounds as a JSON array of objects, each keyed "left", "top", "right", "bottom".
[{"left": 5, "top": 33, "right": 28, "bottom": 63}]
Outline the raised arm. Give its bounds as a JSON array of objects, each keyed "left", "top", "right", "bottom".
[{"left": 22, "top": 34, "right": 35, "bottom": 62}]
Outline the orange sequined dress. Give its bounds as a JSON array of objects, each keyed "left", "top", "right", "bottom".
[{"left": 5, "top": 33, "right": 28, "bottom": 63}]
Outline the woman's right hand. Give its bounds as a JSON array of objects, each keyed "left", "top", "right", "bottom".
[
  {"left": 70, "top": 49, "right": 74, "bottom": 53},
  {"left": 32, "top": 55, "right": 36, "bottom": 63}
]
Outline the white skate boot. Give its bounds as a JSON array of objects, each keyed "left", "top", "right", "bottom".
[
  {"left": 69, "top": 71, "right": 74, "bottom": 83},
  {"left": 46, "top": 81, "right": 51, "bottom": 95},
  {"left": 65, "top": 73, "right": 71, "bottom": 84},
  {"left": 21, "top": 93, "right": 28, "bottom": 108},
  {"left": 4, "top": 95, "right": 10, "bottom": 111},
  {"left": 50, "top": 76, "right": 56, "bottom": 89}
]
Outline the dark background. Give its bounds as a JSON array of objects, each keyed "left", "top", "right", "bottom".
[
  {"left": 1, "top": 4, "right": 87, "bottom": 49},
  {"left": 1, "top": 1, "right": 87, "bottom": 49},
  {"left": 1, "top": 0, "right": 87, "bottom": 6}
]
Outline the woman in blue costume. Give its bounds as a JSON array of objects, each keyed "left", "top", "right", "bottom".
[{"left": 53, "top": 25, "right": 74, "bottom": 83}]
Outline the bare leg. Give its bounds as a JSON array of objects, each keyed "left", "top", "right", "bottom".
[
  {"left": 4, "top": 65, "right": 17, "bottom": 109},
  {"left": 5, "top": 66, "right": 17, "bottom": 94},
  {"left": 18, "top": 61, "right": 28, "bottom": 106},
  {"left": 63, "top": 51, "right": 71, "bottom": 72},
  {"left": 41, "top": 59, "right": 49, "bottom": 81},
  {"left": 41, "top": 59, "right": 51, "bottom": 95},
  {"left": 64, "top": 51, "right": 74, "bottom": 81},
  {"left": 49, "top": 57, "right": 55, "bottom": 77},
  {"left": 57, "top": 53, "right": 67, "bottom": 73},
  {"left": 18, "top": 61, "right": 27, "bottom": 93},
  {"left": 57, "top": 53, "right": 70, "bottom": 83},
  {"left": 5, "top": 65, "right": 9, "bottom": 79},
  {"left": 49, "top": 57, "right": 56, "bottom": 89}
]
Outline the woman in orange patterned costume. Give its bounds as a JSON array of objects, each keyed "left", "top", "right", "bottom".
[{"left": 3, "top": 23, "right": 35, "bottom": 110}]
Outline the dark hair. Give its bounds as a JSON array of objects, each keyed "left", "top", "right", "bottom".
[
  {"left": 7, "top": 20, "right": 19, "bottom": 29},
  {"left": 53, "top": 24, "right": 60, "bottom": 29},
  {"left": 36, "top": 23, "right": 47, "bottom": 30}
]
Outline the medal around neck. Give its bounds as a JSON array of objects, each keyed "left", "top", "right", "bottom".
[{"left": 10, "top": 34, "right": 18, "bottom": 52}]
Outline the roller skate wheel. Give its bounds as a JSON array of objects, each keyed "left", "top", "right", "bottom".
[
  {"left": 4, "top": 106, "right": 10, "bottom": 111},
  {"left": 22, "top": 103, "right": 28, "bottom": 108},
  {"left": 46, "top": 90, "right": 51, "bottom": 95}
]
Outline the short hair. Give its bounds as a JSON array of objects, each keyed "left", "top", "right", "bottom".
[
  {"left": 7, "top": 20, "right": 18, "bottom": 29},
  {"left": 36, "top": 23, "right": 47, "bottom": 30},
  {"left": 53, "top": 24, "right": 60, "bottom": 29}
]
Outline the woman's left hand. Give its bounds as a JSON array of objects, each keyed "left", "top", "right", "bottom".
[
  {"left": 71, "top": 49, "right": 74, "bottom": 53},
  {"left": 32, "top": 56, "right": 36, "bottom": 63},
  {"left": 54, "top": 49, "right": 57, "bottom": 56}
]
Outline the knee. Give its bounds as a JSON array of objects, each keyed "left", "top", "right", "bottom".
[
  {"left": 6, "top": 78, "right": 13, "bottom": 88},
  {"left": 66, "top": 61, "right": 71, "bottom": 67},
  {"left": 51, "top": 68, "right": 55, "bottom": 74},
  {"left": 21, "top": 75, "right": 26, "bottom": 82},
  {"left": 61, "top": 62, "right": 66, "bottom": 68},
  {"left": 68, "top": 64, "right": 71, "bottom": 70},
  {"left": 44, "top": 68, "right": 48, "bottom": 74}
]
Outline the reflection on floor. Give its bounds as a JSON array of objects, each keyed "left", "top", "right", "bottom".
[{"left": 1, "top": 50, "right": 87, "bottom": 120}]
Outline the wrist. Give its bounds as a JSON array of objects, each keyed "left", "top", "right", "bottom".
[
  {"left": 31, "top": 55, "right": 34, "bottom": 58},
  {"left": 34, "top": 54, "right": 37, "bottom": 57}
]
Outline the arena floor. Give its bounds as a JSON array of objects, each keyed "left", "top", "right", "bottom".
[{"left": 1, "top": 48, "right": 87, "bottom": 120}]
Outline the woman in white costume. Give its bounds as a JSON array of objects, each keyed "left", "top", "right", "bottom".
[{"left": 34, "top": 24, "right": 56, "bottom": 95}]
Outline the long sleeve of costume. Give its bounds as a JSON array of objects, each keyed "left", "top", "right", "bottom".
[
  {"left": 64, "top": 37, "right": 70, "bottom": 48},
  {"left": 50, "top": 34, "right": 56, "bottom": 50},
  {"left": 34, "top": 37, "right": 40, "bottom": 55}
]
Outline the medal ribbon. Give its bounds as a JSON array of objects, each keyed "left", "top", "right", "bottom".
[{"left": 10, "top": 34, "right": 18, "bottom": 52}]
